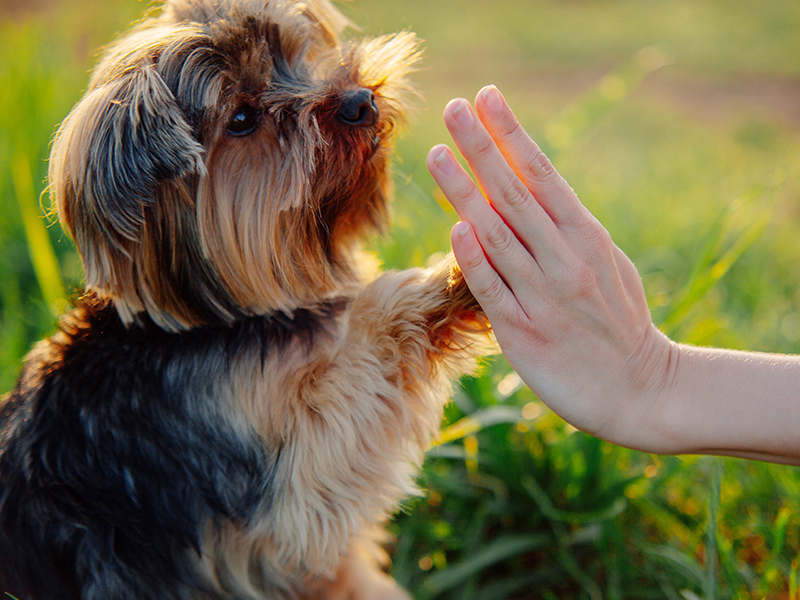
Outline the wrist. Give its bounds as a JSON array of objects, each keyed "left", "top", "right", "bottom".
[
  {"left": 591, "top": 324, "right": 682, "bottom": 455},
  {"left": 642, "top": 337, "right": 693, "bottom": 455}
]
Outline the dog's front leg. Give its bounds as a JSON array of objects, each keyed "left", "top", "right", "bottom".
[
  {"left": 301, "top": 538, "right": 409, "bottom": 600},
  {"left": 349, "top": 256, "right": 491, "bottom": 384},
  {"left": 302, "top": 258, "right": 491, "bottom": 598},
  {"left": 259, "top": 258, "right": 490, "bottom": 599}
]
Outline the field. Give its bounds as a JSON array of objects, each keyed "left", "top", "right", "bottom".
[{"left": 2, "top": 0, "right": 800, "bottom": 597}]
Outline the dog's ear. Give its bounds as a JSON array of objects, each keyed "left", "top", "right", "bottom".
[{"left": 49, "top": 58, "right": 205, "bottom": 294}]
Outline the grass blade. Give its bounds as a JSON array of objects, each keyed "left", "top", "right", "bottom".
[
  {"left": 521, "top": 475, "right": 628, "bottom": 525},
  {"left": 11, "top": 152, "right": 65, "bottom": 315},
  {"left": 704, "top": 459, "right": 721, "bottom": 600},
  {"left": 646, "top": 545, "right": 706, "bottom": 591},
  {"left": 434, "top": 406, "right": 524, "bottom": 446},
  {"left": 415, "top": 533, "right": 551, "bottom": 599},
  {"left": 474, "top": 569, "right": 558, "bottom": 600},
  {"left": 658, "top": 191, "right": 770, "bottom": 335},
  {"left": 521, "top": 476, "right": 604, "bottom": 599}
]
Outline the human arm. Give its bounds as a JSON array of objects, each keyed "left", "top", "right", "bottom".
[{"left": 426, "top": 85, "right": 800, "bottom": 465}]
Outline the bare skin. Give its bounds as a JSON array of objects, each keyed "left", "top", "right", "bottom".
[{"left": 427, "top": 84, "right": 800, "bottom": 465}]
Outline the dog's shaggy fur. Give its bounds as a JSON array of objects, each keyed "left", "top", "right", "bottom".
[{"left": 0, "top": 1, "right": 491, "bottom": 598}]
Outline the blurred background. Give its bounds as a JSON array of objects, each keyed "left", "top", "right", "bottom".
[{"left": 2, "top": 0, "right": 800, "bottom": 597}]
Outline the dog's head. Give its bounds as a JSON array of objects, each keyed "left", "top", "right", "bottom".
[{"left": 49, "top": 0, "right": 419, "bottom": 330}]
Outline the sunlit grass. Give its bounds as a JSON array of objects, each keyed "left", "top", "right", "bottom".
[{"left": 1, "top": 0, "right": 800, "bottom": 597}]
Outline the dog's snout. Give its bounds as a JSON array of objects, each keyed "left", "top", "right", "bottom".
[{"left": 338, "top": 88, "right": 378, "bottom": 127}]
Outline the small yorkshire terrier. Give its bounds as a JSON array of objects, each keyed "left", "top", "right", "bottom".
[{"left": 0, "top": 0, "right": 490, "bottom": 598}]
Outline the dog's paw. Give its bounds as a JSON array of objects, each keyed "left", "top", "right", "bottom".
[
  {"left": 417, "top": 255, "right": 491, "bottom": 355},
  {"left": 350, "top": 573, "right": 410, "bottom": 600},
  {"left": 445, "top": 261, "right": 483, "bottom": 316},
  {"left": 303, "top": 556, "right": 411, "bottom": 600}
]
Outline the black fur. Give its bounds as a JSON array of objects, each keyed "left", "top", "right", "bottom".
[
  {"left": 0, "top": 293, "right": 345, "bottom": 599},
  {"left": 81, "top": 65, "right": 206, "bottom": 246}
]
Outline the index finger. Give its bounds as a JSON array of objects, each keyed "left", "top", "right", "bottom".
[
  {"left": 441, "top": 98, "right": 563, "bottom": 273},
  {"left": 473, "top": 86, "right": 593, "bottom": 229}
]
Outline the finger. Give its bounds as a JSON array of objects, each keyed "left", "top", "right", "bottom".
[
  {"left": 473, "top": 85, "right": 594, "bottom": 229},
  {"left": 450, "top": 220, "right": 529, "bottom": 326},
  {"left": 426, "top": 143, "right": 495, "bottom": 227},
  {"left": 472, "top": 86, "right": 636, "bottom": 303},
  {"left": 427, "top": 144, "right": 544, "bottom": 289},
  {"left": 440, "top": 99, "right": 561, "bottom": 269}
]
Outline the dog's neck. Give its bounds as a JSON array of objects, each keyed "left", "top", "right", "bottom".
[{"left": 71, "top": 291, "right": 351, "bottom": 351}]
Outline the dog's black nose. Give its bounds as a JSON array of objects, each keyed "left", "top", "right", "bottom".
[{"left": 338, "top": 88, "right": 378, "bottom": 127}]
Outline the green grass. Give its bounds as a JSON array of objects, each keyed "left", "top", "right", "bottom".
[{"left": 2, "top": 0, "right": 800, "bottom": 598}]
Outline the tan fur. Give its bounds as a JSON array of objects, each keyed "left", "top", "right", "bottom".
[{"left": 44, "top": 0, "right": 492, "bottom": 597}]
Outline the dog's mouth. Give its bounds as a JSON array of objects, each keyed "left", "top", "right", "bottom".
[{"left": 367, "top": 133, "right": 381, "bottom": 158}]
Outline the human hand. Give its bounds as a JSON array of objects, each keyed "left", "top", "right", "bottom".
[{"left": 426, "top": 85, "right": 678, "bottom": 452}]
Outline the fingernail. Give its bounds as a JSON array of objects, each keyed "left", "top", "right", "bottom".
[
  {"left": 432, "top": 145, "right": 457, "bottom": 176},
  {"left": 482, "top": 85, "right": 503, "bottom": 112},
  {"left": 451, "top": 99, "right": 474, "bottom": 127},
  {"left": 452, "top": 221, "right": 473, "bottom": 246}
]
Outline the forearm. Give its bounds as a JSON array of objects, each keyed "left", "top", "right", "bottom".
[{"left": 652, "top": 343, "right": 800, "bottom": 464}]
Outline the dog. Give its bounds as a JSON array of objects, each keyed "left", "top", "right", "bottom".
[{"left": 0, "top": 0, "right": 491, "bottom": 598}]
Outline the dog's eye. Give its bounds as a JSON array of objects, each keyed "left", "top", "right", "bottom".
[{"left": 227, "top": 106, "right": 259, "bottom": 136}]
